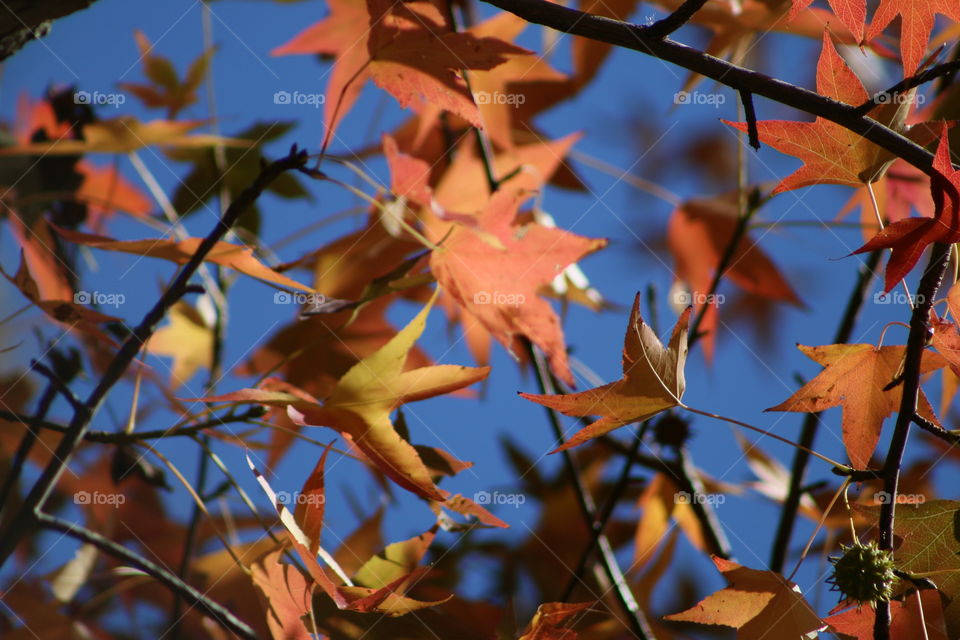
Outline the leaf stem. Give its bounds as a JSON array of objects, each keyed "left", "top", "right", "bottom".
[{"left": 680, "top": 404, "right": 847, "bottom": 468}]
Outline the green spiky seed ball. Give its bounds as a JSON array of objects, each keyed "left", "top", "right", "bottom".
[{"left": 829, "top": 541, "right": 896, "bottom": 604}]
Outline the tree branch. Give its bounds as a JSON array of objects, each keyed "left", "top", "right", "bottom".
[
  {"left": 480, "top": 0, "right": 940, "bottom": 176},
  {"left": 643, "top": 0, "right": 709, "bottom": 39},
  {"left": 874, "top": 242, "right": 952, "bottom": 640},
  {"left": 0, "top": 0, "right": 102, "bottom": 61},
  {"left": 854, "top": 60, "right": 960, "bottom": 115}
]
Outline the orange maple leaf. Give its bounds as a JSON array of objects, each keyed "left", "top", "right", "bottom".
[
  {"left": 866, "top": 0, "right": 960, "bottom": 75},
  {"left": 54, "top": 226, "right": 314, "bottom": 293},
  {"left": 766, "top": 343, "right": 946, "bottom": 469},
  {"left": 825, "top": 590, "right": 948, "bottom": 640},
  {"left": 211, "top": 294, "right": 490, "bottom": 501},
  {"left": 272, "top": 0, "right": 525, "bottom": 139},
  {"left": 519, "top": 294, "right": 690, "bottom": 452},
  {"left": 429, "top": 188, "right": 606, "bottom": 387},
  {"left": 853, "top": 127, "right": 960, "bottom": 292},
  {"left": 664, "top": 557, "right": 825, "bottom": 639},
  {"left": 724, "top": 32, "right": 938, "bottom": 195}
]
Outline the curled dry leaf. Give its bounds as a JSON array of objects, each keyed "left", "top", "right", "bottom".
[{"left": 520, "top": 293, "right": 690, "bottom": 452}]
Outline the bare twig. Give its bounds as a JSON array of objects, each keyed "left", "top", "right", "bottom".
[
  {"left": 525, "top": 341, "right": 655, "bottom": 639},
  {"left": 854, "top": 60, "right": 960, "bottom": 115},
  {"left": 35, "top": 511, "right": 258, "bottom": 640}
]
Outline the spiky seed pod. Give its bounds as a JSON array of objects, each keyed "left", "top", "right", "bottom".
[
  {"left": 652, "top": 413, "right": 690, "bottom": 449},
  {"left": 828, "top": 541, "right": 897, "bottom": 604}
]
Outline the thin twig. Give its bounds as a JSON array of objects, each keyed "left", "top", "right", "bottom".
[
  {"left": 853, "top": 60, "right": 960, "bottom": 115},
  {"left": 0, "top": 383, "right": 57, "bottom": 516},
  {"left": 911, "top": 413, "right": 960, "bottom": 445},
  {"left": 0, "top": 406, "right": 265, "bottom": 443},
  {"left": 525, "top": 341, "right": 655, "bottom": 639},
  {"left": 738, "top": 90, "right": 760, "bottom": 150},
  {"left": 560, "top": 420, "right": 649, "bottom": 601},
  {"left": 34, "top": 512, "right": 258, "bottom": 640}
]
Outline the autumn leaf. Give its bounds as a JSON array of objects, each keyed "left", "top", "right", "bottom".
[
  {"left": 766, "top": 343, "right": 946, "bottom": 469},
  {"left": 252, "top": 464, "right": 450, "bottom": 619},
  {"left": 3, "top": 221, "right": 119, "bottom": 342},
  {"left": 854, "top": 500, "right": 960, "bottom": 635},
  {"left": 119, "top": 30, "right": 215, "bottom": 117},
  {"left": 836, "top": 159, "right": 933, "bottom": 242},
  {"left": 667, "top": 192, "right": 802, "bottom": 359},
  {"left": 853, "top": 127, "right": 960, "bottom": 292},
  {"left": 248, "top": 452, "right": 351, "bottom": 609},
  {"left": 147, "top": 301, "right": 213, "bottom": 389},
  {"left": 272, "top": 0, "right": 525, "bottom": 138},
  {"left": 518, "top": 601, "right": 592, "bottom": 640},
  {"left": 724, "top": 32, "right": 938, "bottom": 195},
  {"left": 931, "top": 314, "right": 960, "bottom": 380},
  {"left": 75, "top": 161, "right": 153, "bottom": 228},
  {"left": 572, "top": 0, "right": 640, "bottom": 86},
  {"left": 519, "top": 294, "right": 690, "bottom": 452},
  {"left": 429, "top": 187, "right": 606, "bottom": 387},
  {"left": 288, "top": 293, "right": 489, "bottom": 500},
  {"left": 663, "top": 557, "right": 825, "bottom": 639},
  {"left": 213, "top": 292, "right": 490, "bottom": 501},
  {"left": 250, "top": 548, "right": 314, "bottom": 640},
  {"left": 0, "top": 116, "right": 250, "bottom": 155},
  {"left": 634, "top": 473, "right": 707, "bottom": 569},
  {"left": 866, "top": 0, "right": 960, "bottom": 75},
  {"left": 54, "top": 226, "right": 314, "bottom": 292},
  {"left": 466, "top": 13, "right": 576, "bottom": 150},
  {"left": 825, "top": 590, "right": 948, "bottom": 640}
]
